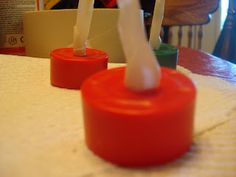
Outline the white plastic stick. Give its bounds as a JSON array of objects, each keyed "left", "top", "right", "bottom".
[
  {"left": 149, "top": 0, "right": 165, "bottom": 50},
  {"left": 73, "top": 0, "right": 94, "bottom": 56},
  {"left": 117, "top": 0, "right": 161, "bottom": 92}
]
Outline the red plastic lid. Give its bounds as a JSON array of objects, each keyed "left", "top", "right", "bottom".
[
  {"left": 81, "top": 67, "right": 196, "bottom": 166},
  {"left": 50, "top": 48, "right": 108, "bottom": 89}
]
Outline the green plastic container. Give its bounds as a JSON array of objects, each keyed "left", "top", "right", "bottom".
[{"left": 154, "top": 43, "right": 178, "bottom": 69}]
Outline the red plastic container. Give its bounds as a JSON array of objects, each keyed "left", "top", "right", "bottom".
[
  {"left": 81, "top": 67, "right": 196, "bottom": 166},
  {"left": 50, "top": 48, "right": 108, "bottom": 89}
]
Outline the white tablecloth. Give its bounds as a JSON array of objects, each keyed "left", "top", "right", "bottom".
[{"left": 0, "top": 54, "right": 236, "bottom": 177}]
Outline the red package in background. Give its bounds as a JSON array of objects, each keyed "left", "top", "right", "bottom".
[
  {"left": 0, "top": 0, "right": 39, "bottom": 55},
  {"left": 100, "top": 0, "right": 117, "bottom": 7}
]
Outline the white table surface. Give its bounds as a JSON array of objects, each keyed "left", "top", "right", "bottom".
[{"left": 0, "top": 54, "right": 236, "bottom": 177}]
